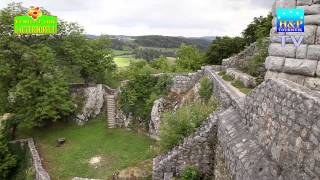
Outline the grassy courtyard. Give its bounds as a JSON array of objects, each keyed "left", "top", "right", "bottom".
[{"left": 17, "top": 116, "right": 155, "bottom": 179}]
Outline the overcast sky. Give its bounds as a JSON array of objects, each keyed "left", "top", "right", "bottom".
[{"left": 1, "top": 0, "right": 273, "bottom": 37}]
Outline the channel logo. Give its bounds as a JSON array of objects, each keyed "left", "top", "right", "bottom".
[
  {"left": 276, "top": 8, "right": 304, "bottom": 32},
  {"left": 14, "top": 7, "right": 57, "bottom": 34}
]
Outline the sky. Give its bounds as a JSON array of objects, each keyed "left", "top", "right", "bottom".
[{"left": 0, "top": 0, "right": 273, "bottom": 37}]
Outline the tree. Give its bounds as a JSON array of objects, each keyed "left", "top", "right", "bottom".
[
  {"left": 0, "top": 139, "right": 16, "bottom": 179},
  {"left": 242, "top": 13, "right": 273, "bottom": 45},
  {"left": 205, "top": 36, "right": 246, "bottom": 65},
  {"left": 176, "top": 44, "right": 203, "bottom": 72},
  {"left": 0, "top": 3, "right": 115, "bottom": 137}
]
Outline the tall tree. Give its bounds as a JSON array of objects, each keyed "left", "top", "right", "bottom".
[
  {"left": 176, "top": 44, "right": 203, "bottom": 71},
  {"left": 205, "top": 36, "right": 246, "bottom": 65},
  {"left": 0, "top": 3, "right": 115, "bottom": 137},
  {"left": 242, "top": 13, "right": 273, "bottom": 45}
]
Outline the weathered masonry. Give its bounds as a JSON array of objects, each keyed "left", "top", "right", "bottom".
[{"left": 153, "top": 0, "right": 320, "bottom": 179}]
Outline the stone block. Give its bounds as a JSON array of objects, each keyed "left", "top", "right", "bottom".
[
  {"left": 297, "top": 5, "right": 320, "bottom": 15},
  {"left": 277, "top": 72, "right": 306, "bottom": 85},
  {"left": 307, "top": 45, "right": 320, "bottom": 60},
  {"left": 283, "top": 58, "right": 318, "bottom": 76},
  {"left": 296, "top": 44, "right": 308, "bottom": 59},
  {"left": 286, "top": 25, "right": 317, "bottom": 45},
  {"left": 297, "top": 0, "right": 313, "bottom": 6},
  {"left": 317, "top": 61, "right": 320, "bottom": 76},
  {"left": 304, "top": 77, "right": 320, "bottom": 90},
  {"left": 277, "top": 0, "right": 297, "bottom": 8},
  {"left": 265, "top": 56, "right": 285, "bottom": 72},
  {"left": 265, "top": 71, "right": 279, "bottom": 80},
  {"left": 270, "top": 27, "right": 286, "bottom": 43},
  {"left": 317, "top": 26, "right": 320, "bottom": 44},
  {"left": 268, "top": 43, "right": 296, "bottom": 58},
  {"left": 305, "top": 15, "right": 320, "bottom": 25}
]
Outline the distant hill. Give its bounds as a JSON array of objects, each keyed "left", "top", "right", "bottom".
[{"left": 86, "top": 34, "right": 215, "bottom": 52}]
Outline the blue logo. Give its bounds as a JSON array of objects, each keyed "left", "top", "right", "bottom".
[{"left": 276, "top": 8, "right": 304, "bottom": 32}]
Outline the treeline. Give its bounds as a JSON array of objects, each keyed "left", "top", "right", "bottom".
[
  {"left": 134, "top": 48, "right": 176, "bottom": 61},
  {"left": 134, "top": 35, "right": 211, "bottom": 52},
  {"left": 204, "top": 14, "right": 273, "bottom": 65}
]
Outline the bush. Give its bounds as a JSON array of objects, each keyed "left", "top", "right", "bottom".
[
  {"left": 8, "top": 142, "right": 34, "bottom": 180},
  {"left": 199, "top": 77, "right": 213, "bottom": 102},
  {"left": 180, "top": 165, "right": 202, "bottom": 180},
  {"left": 158, "top": 101, "right": 218, "bottom": 151},
  {"left": 118, "top": 73, "right": 172, "bottom": 128},
  {"left": 218, "top": 71, "right": 226, "bottom": 76},
  {"left": 231, "top": 80, "right": 252, "bottom": 94},
  {"left": 0, "top": 140, "right": 17, "bottom": 179},
  {"left": 222, "top": 74, "right": 234, "bottom": 81}
]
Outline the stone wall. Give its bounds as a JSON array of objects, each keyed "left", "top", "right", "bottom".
[
  {"left": 222, "top": 40, "right": 269, "bottom": 69},
  {"left": 266, "top": 0, "right": 320, "bottom": 91},
  {"left": 70, "top": 84, "right": 118, "bottom": 126},
  {"left": 12, "top": 139, "right": 51, "bottom": 180},
  {"left": 170, "top": 70, "right": 203, "bottom": 94},
  {"left": 152, "top": 111, "right": 219, "bottom": 179},
  {"left": 226, "top": 68, "right": 257, "bottom": 88},
  {"left": 244, "top": 78, "right": 320, "bottom": 179}
]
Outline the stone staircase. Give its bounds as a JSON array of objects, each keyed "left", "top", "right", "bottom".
[{"left": 106, "top": 95, "right": 116, "bottom": 128}]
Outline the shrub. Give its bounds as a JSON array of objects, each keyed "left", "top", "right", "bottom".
[
  {"left": 118, "top": 73, "right": 172, "bottom": 128},
  {"left": 158, "top": 101, "right": 218, "bottom": 151},
  {"left": 199, "top": 77, "right": 213, "bottom": 102},
  {"left": 222, "top": 74, "right": 234, "bottom": 81},
  {"left": 218, "top": 71, "right": 226, "bottom": 76},
  {"left": 180, "top": 165, "right": 202, "bottom": 180},
  {"left": 0, "top": 139, "right": 17, "bottom": 179},
  {"left": 231, "top": 80, "right": 252, "bottom": 94}
]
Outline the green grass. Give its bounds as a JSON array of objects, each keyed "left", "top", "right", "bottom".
[
  {"left": 112, "top": 50, "right": 132, "bottom": 56},
  {"left": 231, "top": 80, "right": 252, "bottom": 94},
  {"left": 218, "top": 71, "right": 226, "bottom": 76},
  {"left": 17, "top": 116, "right": 155, "bottom": 180},
  {"left": 114, "top": 57, "right": 131, "bottom": 68},
  {"left": 222, "top": 74, "right": 234, "bottom": 81}
]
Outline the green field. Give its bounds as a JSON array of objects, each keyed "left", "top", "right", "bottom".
[
  {"left": 114, "top": 57, "right": 131, "bottom": 67},
  {"left": 17, "top": 115, "right": 155, "bottom": 179}
]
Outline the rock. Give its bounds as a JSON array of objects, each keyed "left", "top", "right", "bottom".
[
  {"left": 305, "top": 15, "right": 320, "bottom": 25},
  {"left": 283, "top": 58, "right": 317, "bottom": 76},
  {"left": 57, "top": 138, "right": 66, "bottom": 146},
  {"left": 297, "top": 0, "right": 313, "bottom": 6},
  {"left": 268, "top": 43, "right": 296, "bottom": 58},
  {"left": 296, "top": 45, "right": 308, "bottom": 59},
  {"left": 149, "top": 98, "right": 165, "bottom": 139},
  {"left": 286, "top": 25, "right": 317, "bottom": 45},
  {"left": 75, "top": 84, "right": 105, "bottom": 125},
  {"left": 226, "top": 68, "right": 257, "bottom": 88},
  {"left": 265, "top": 56, "right": 285, "bottom": 72},
  {"left": 307, "top": 45, "right": 320, "bottom": 60},
  {"left": 297, "top": 4, "right": 320, "bottom": 15}
]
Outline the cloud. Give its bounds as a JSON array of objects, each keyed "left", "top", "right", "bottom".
[{"left": 0, "top": 0, "right": 272, "bottom": 37}]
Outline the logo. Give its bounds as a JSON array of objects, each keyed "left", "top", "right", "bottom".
[
  {"left": 14, "top": 7, "right": 57, "bottom": 34},
  {"left": 276, "top": 8, "right": 304, "bottom": 32}
]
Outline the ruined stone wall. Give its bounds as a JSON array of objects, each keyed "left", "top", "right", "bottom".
[
  {"left": 244, "top": 78, "right": 320, "bottom": 179},
  {"left": 69, "top": 84, "right": 118, "bottom": 126},
  {"left": 266, "top": 0, "right": 320, "bottom": 91},
  {"left": 12, "top": 139, "right": 51, "bottom": 180},
  {"left": 222, "top": 40, "right": 269, "bottom": 69},
  {"left": 152, "top": 111, "right": 219, "bottom": 179},
  {"left": 170, "top": 70, "right": 203, "bottom": 94}
]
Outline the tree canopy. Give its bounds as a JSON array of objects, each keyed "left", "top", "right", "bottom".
[{"left": 0, "top": 3, "right": 115, "bottom": 133}]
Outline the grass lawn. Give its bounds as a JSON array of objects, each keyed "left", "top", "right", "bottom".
[
  {"left": 17, "top": 116, "right": 155, "bottom": 180},
  {"left": 114, "top": 57, "right": 131, "bottom": 68}
]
